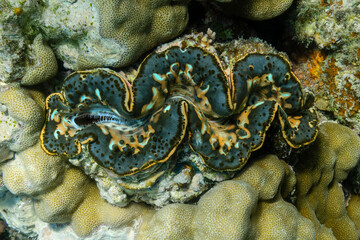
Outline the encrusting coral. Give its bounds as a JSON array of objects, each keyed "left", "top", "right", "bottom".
[
  {"left": 21, "top": 34, "right": 58, "bottom": 86},
  {"left": 215, "top": 0, "right": 294, "bottom": 20},
  {"left": 40, "top": 45, "right": 318, "bottom": 180}
]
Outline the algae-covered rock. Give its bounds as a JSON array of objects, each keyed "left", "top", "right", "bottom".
[
  {"left": 0, "top": 0, "right": 190, "bottom": 72},
  {"left": 292, "top": 0, "right": 360, "bottom": 131}
]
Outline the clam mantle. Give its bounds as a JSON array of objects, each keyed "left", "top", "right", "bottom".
[{"left": 40, "top": 46, "right": 318, "bottom": 178}]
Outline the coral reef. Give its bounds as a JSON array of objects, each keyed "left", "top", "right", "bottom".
[
  {"left": 137, "top": 154, "right": 315, "bottom": 239},
  {"left": 2, "top": 141, "right": 64, "bottom": 197},
  {"left": 0, "top": 1, "right": 27, "bottom": 83},
  {"left": 1, "top": 94, "right": 360, "bottom": 239},
  {"left": 0, "top": 0, "right": 191, "bottom": 72},
  {"left": 0, "top": 26, "right": 26, "bottom": 83},
  {"left": 0, "top": 88, "right": 150, "bottom": 237},
  {"left": 215, "top": 0, "right": 294, "bottom": 20},
  {"left": 292, "top": 0, "right": 360, "bottom": 131},
  {"left": 0, "top": 0, "right": 359, "bottom": 237},
  {"left": 0, "top": 190, "right": 39, "bottom": 239},
  {"left": 0, "top": 0, "right": 296, "bottom": 77},
  {"left": 37, "top": 40, "right": 318, "bottom": 209},
  {"left": 131, "top": 122, "right": 360, "bottom": 240},
  {"left": 0, "top": 5, "right": 57, "bottom": 85},
  {"left": 1, "top": 141, "right": 150, "bottom": 237},
  {"left": 68, "top": 145, "right": 235, "bottom": 207},
  {"left": 294, "top": 0, "right": 359, "bottom": 49}
]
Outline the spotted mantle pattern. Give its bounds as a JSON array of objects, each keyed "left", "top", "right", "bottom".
[{"left": 40, "top": 46, "right": 318, "bottom": 176}]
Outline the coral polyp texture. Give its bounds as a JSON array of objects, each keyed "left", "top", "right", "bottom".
[
  {"left": 2, "top": 120, "right": 360, "bottom": 238},
  {"left": 216, "top": 0, "right": 294, "bottom": 20},
  {"left": 93, "top": 0, "right": 190, "bottom": 68},
  {"left": 294, "top": 122, "right": 360, "bottom": 239},
  {"left": 0, "top": 84, "right": 45, "bottom": 152},
  {"left": 40, "top": 46, "right": 318, "bottom": 178},
  {"left": 21, "top": 34, "right": 58, "bottom": 86},
  {"left": 137, "top": 122, "right": 360, "bottom": 240}
]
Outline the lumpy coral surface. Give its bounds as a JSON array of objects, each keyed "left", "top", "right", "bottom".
[
  {"left": 41, "top": 45, "right": 318, "bottom": 177},
  {"left": 216, "top": 0, "right": 294, "bottom": 20},
  {"left": 94, "top": 0, "right": 190, "bottom": 67}
]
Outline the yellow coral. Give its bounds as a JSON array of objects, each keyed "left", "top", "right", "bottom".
[
  {"left": 194, "top": 181, "right": 257, "bottom": 239},
  {"left": 21, "top": 34, "right": 58, "bottom": 86},
  {"left": 295, "top": 122, "right": 360, "bottom": 240},
  {"left": 138, "top": 155, "right": 315, "bottom": 239},
  {"left": 138, "top": 203, "right": 196, "bottom": 239},
  {"left": 71, "top": 183, "right": 149, "bottom": 237},
  {"left": 1, "top": 142, "right": 65, "bottom": 196},
  {"left": 252, "top": 197, "right": 316, "bottom": 239},
  {"left": 234, "top": 155, "right": 294, "bottom": 200},
  {"left": 34, "top": 167, "right": 89, "bottom": 223},
  {"left": 137, "top": 130, "right": 360, "bottom": 239},
  {"left": 347, "top": 195, "right": 360, "bottom": 231},
  {"left": 234, "top": 155, "right": 315, "bottom": 239},
  {"left": 0, "top": 84, "right": 45, "bottom": 151},
  {"left": 1, "top": 139, "right": 150, "bottom": 236},
  {"left": 217, "top": 0, "right": 294, "bottom": 20},
  {"left": 0, "top": 83, "right": 150, "bottom": 237},
  {"left": 90, "top": 0, "right": 190, "bottom": 68}
]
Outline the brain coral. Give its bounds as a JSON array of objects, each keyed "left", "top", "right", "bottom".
[{"left": 40, "top": 45, "right": 318, "bottom": 179}]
